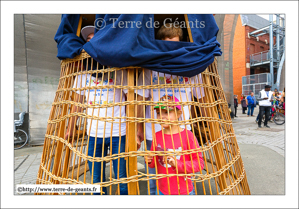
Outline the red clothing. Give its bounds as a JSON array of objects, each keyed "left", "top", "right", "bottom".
[{"left": 148, "top": 129, "right": 204, "bottom": 195}]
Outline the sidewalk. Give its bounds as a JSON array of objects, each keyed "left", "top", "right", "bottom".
[
  {"left": 232, "top": 106, "right": 285, "bottom": 194},
  {"left": 14, "top": 106, "right": 285, "bottom": 195},
  {"left": 233, "top": 106, "right": 284, "bottom": 157}
]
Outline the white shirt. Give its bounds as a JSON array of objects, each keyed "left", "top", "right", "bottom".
[
  {"left": 259, "top": 89, "right": 273, "bottom": 106},
  {"left": 74, "top": 71, "right": 128, "bottom": 137},
  {"left": 137, "top": 69, "right": 205, "bottom": 141}
]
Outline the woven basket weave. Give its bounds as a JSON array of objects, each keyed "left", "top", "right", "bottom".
[{"left": 35, "top": 51, "right": 250, "bottom": 195}]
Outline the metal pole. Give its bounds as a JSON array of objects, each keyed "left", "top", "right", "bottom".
[
  {"left": 276, "top": 52, "right": 285, "bottom": 91},
  {"left": 269, "top": 14, "right": 274, "bottom": 88},
  {"left": 276, "top": 14, "right": 280, "bottom": 70},
  {"left": 282, "top": 16, "right": 285, "bottom": 59}
]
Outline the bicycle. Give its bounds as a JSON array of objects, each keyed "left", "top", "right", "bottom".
[
  {"left": 273, "top": 106, "right": 285, "bottom": 125},
  {"left": 14, "top": 111, "right": 29, "bottom": 150},
  {"left": 255, "top": 104, "right": 285, "bottom": 125}
]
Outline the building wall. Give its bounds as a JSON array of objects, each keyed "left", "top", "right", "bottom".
[
  {"left": 214, "top": 14, "right": 238, "bottom": 105},
  {"left": 232, "top": 15, "right": 246, "bottom": 98},
  {"left": 245, "top": 25, "right": 272, "bottom": 68},
  {"left": 233, "top": 15, "right": 276, "bottom": 97}
]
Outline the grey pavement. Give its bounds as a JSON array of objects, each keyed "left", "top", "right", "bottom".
[
  {"left": 233, "top": 106, "right": 285, "bottom": 157},
  {"left": 14, "top": 148, "right": 43, "bottom": 195},
  {"left": 14, "top": 106, "right": 285, "bottom": 195},
  {"left": 233, "top": 106, "right": 285, "bottom": 195}
]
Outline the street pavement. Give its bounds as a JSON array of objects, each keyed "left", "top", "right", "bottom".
[
  {"left": 14, "top": 106, "right": 285, "bottom": 195},
  {"left": 232, "top": 106, "right": 285, "bottom": 195},
  {"left": 233, "top": 107, "right": 284, "bottom": 157}
]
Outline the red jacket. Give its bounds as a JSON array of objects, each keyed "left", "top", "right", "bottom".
[{"left": 148, "top": 130, "right": 204, "bottom": 195}]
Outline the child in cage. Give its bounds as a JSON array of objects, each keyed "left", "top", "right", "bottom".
[
  {"left": 144, "top": 95, "right": 205, "bottom": 195},
  {"left": 65, "top": 26, "right": 128, "bottom": 195},
  {"left": 136, "top": 23, "right": 205, "bottom": 195}
]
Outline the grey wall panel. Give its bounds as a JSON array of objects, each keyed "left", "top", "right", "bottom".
[
  {"left": 23, "top": 14, "right": 61, "bottom": 144},
  {"left": 14, "top": 14, "right": 29, "bottom": 113},
  {"left": 14, "top": 81, "right": 28, "bottom": 113},
  {"left": 29, "top": 76, "right": 58, "bottom": 128},
  {"left": 29, "top": 128, "right": 47, "bottom": 145},
  {"left": 14, "top": 15, "right": 27, "bottom": 68}
]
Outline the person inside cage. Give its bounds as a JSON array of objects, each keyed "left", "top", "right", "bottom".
[
  {"left": 73, "top": 25, "right": 102, "bottom": 73},
  {"left": 136, "top": 23, "right": 206, "bottom": 195},
  {"left": 65, "top": 25, "right": 128, "bottom": 195},
  {"left": 144, "top": 95, "right": 204, "bottom": 195}
]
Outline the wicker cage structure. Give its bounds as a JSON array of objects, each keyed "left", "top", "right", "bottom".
[{"left": 35, "top": 49, "right": 250, "bottom": 195}]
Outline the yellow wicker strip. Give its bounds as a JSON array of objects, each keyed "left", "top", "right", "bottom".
[
  {"left": 44, "top": 131, "right": 235, "bottom": 163},
  {"left": 38, "top": 149, "right": 241, "bottom": 190},
  {"left": 219, "top": 165, "right": 247, "bottom": 195},
  {"left": 56, "top": 83, "right": 212, "bottom": 93},
  {"left": 50, "top": 99, "right": 228, "bottom": 109},
  {"left": 47, "top": 112, "right": 232, "bottom": 126}
]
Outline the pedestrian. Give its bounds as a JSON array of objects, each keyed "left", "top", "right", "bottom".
[
  {"left": 246, "top": 91, "right": 256, "bottom": 117},
  {"left": 273, "top": 89, "right": 282, "bottom": 104},
  {"left": 65, "top": 26, "right": 128, "bottom": 195},
  {"left": 145, "top": 95, "right": 204, "bottom": 195},
  {"left": 279, "top": 96, "right": 285, "bottom": 115},
  {"left": 136, "top": 23, "right": 205, "bottom": 195},
  {"left": 240, "top": 94, "right": 247, "bottom": 114},
  {"left": 234, "top": 95, "right": 238, "bottom": 117},
  {"left": 257, "top": 85, "right": 274, "bottom": 128}
]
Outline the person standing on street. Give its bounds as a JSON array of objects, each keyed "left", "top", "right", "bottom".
[
  {"left": 246, "top": 91, "right": 256, "bottom": 117},
  {"left": 234, "top": 95, "right": 238, "bottom": 117},
  {"left": 240, "top": 94, "right": 247, "bottom": 114},
  {"left": 257, "top": 85, "right": 274, "bottom": 128}
]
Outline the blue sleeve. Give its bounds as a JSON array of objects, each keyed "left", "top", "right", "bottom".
[{"left": 54, "top": 14, "right": 85, "bottom": 60}]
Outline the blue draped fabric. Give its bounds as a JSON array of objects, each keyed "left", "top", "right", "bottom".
[
  {"left": 54, "top": 14, "right": 222, "bottom": 77},
  {"left": 54, "top": 14, "right": 85, "bottom": 59}
]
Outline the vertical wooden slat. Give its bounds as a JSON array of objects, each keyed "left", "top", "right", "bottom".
[
  {"left": 76, "top": 15, "right": 83, "bottom": 37},
  {"left": 127, "top": 68, "right": 137, "bottom": 195},
  {"left": 50, "top": 65, "right": 72, "bottom": 188},
  {"left": 184, "top": 14, "right": 194, "bottom": 42}
]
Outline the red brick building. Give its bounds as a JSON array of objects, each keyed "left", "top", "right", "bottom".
[{"left": 232, "top": 15, "right": 275, "bottom": 98}]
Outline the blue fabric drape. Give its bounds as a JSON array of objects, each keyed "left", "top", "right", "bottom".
[
  {"left": 54, "top": 14, "right": 86, "bottom": 59},
  {"left": 54, "top": 14, "right": 222, "bottom": 77}
]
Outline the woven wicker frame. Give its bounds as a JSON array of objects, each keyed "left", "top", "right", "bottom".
[{"left": 35, "top": 51, "right": 250, "bottom": 195}]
